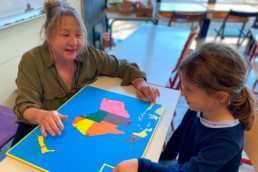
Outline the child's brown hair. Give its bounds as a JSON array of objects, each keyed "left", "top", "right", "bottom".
[{"left": 179, "top": 42, "right": 255, "bottom": 131}]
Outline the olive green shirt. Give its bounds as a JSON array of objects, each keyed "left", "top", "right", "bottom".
[{"left": 14, "top": 44, "right": 146, "bottom": 124}]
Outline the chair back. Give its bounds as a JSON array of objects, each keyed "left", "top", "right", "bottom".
[
  {"left": 223, "top": 10, "right": 258, "bottom": 24},
  {"left": 214, "top": 10, "right": 258, "bottom": 47},
  {"left": 244, "top": 110, "right": 258, "bottom": 171},
  {"left": 166, "top": 26, "right": 199, "bottom": 90},
  {"left": 229, "top": 10, "right": 258, "bottom": 19},
  {"left": 168, "top": 12, "right": 207, "bottom": 30}
]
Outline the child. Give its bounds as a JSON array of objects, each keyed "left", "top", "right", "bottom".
[{"left": 112, "top": 42, "right": 255, "bottom": 172}]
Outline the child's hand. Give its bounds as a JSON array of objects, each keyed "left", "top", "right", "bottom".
[{"left": 112, "top": 159, "right": 138, "bottom": 172}]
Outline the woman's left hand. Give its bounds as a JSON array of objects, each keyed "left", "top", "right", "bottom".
[
  {"left": 132, "top": 78, "right": 160, "bottom": 102},
  {"left": 112, "top": 159, "right": 138, "bottom": 172}
]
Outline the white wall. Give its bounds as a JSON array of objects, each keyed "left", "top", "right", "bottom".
[{"left": 0, "top": 0, "right": 82, "bottom": 108}]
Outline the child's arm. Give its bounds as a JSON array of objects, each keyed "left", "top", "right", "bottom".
[
  {"left": 112, "top": 158, "right": 177, "bottom": 172},
  {"left": 160, "top": 109, "right": 191, "bottom": 160},
  {"left": 112, "top": 110, "right": 192, "bottom": 172},
  {"left": 138, "top": 130, "right": 242, "bottom": 172}
]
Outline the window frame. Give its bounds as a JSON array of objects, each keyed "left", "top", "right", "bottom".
[{"left": 0, "top": 1, "right": 44, "bottom": 29}]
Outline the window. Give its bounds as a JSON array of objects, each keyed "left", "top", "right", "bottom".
[{"left": 0, "top": 0, "right": 44, "bottom": 29}]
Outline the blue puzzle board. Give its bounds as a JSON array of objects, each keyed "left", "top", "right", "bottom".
[{"left": 7, "top": 86, "right": 165, "bottom": 172}]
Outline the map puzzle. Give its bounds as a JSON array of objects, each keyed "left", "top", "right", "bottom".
[{"left": 7, "top": 86, "right": 166, "bottom": 172}]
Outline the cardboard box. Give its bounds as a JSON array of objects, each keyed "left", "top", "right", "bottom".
[{"left": 136, "top": 7, "right": 153, "bottom": 18}]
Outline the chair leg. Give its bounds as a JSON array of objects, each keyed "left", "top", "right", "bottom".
[
  {"left": 220, "top": 22, "right": 226, "bottom": 40},
  {"left": 245, "top": 43, "right": 258, "bottom": 83},
  {"left": 171, "top": 111, "right": 176, "bottom": 131},
  {"left": 238, "top": 32, "right": 249, "bottom": 49},
  {"left": 246, "top": 66, "right": 252, "bottom": 83},
  {"left": 163, "top": 142, "right": 167, "bottom": 150},
  {"left": 241, "top": 157, "right": 252, "bottom": 166},
  {"left": 171, "top": 120, "right": 175, "bottom": 132},
  {"left": 215, "top": 22, "right": 225, "bottom": 40},
  {"left": 247, "top": 43, "right": 257, "bottom": 67},
  {"left": 169, "top": 72, "right": 180, "bottom": 89},
  {"left": 252, "top": 79, "right": 258, "bottom": 95},
  {"left": 175, "top": 79, "right": 182, "bottom": 91},
  {"left": 237, "top": 22, "right": 246, "bottom": 47},
  {"left": 169, "top": 77, "right": 175, "bottom": 89}
]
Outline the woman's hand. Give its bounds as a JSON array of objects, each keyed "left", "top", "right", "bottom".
[
  {"left": 37, "top": 110, "right": 68, "bottom": 137},
  {"left": 132, "top": 78, "right": 160, "bottom": 102},
  {"left": 112, "top": 159, "right": 138, "bottom": 172},
  {"left": 23, "top": 108, "right": 68, "bottom": 137}
]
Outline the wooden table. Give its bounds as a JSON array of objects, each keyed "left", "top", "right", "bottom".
[
  {"left": 158, "top": 2, "right": 207, "bottom": 18},
  {"left": 157, "top": 2, "right": 258, "bottom": 38},
  {"left": 203, "top": 3, "right": 258, "bottom": 12},
  {"left": 0, "top": 76, "right": 181, "bottom": 172},
  {"left": 108, "top": 23, "right": 190, "bottom": 87},
  {"left": 105, "top": 11, "right": 157, "bottom": 49},
  {"left": 202, "top": 3, "right": 258, "bottom": 21},
  {"left": 203, "top": 2, "right": 258, "bottom": 38},
  {"left": 157, "top": 2, "right": 208, "bottom": 39}
]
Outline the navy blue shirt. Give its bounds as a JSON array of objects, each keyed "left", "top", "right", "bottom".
[{"left": 138, "top": 110, "right": 244, "bottom": 172}]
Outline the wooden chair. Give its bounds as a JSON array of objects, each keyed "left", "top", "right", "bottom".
[
  {"left": 166, "top": 26, "right": 199, "bottom": 132},
  {"left": 163, "top": 27, "right": 198, "bottom": 150},
  {"left": 249, "top": 61, "right": 258, "bottom": 95},
  {"left": 243, "top": 110, "right": 258, "bottom": 171},
  {"left": 245, "top": 41, "right": 258, "bottom": 83},
  {"left": 168, "top": 11, "right": 207, "bottom": 38},
  {"left": 214, "top": 10, "right": 258, "bottom": 47},
  {"left": 166, "top": 25, "right": 199, "bottom": 90}
]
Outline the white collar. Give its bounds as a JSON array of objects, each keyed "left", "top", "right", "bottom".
[{"left": 197, "top": 112, "right": 239, "bottom": 128}]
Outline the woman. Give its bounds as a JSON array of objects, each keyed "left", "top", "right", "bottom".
[{"left": 12, "top": 0, "right": 160, "bottom": 146}]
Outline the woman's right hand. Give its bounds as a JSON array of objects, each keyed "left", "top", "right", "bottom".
[
  {"left": 23, "top": 108, "right": 68, "bottom": 137},
  {"left": 37, "top": 110, "right": 68, "bottom": 137}
]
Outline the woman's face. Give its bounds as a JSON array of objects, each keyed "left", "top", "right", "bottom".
[{"left": 48, "top": 16, "right": 83, "bottom": 62}]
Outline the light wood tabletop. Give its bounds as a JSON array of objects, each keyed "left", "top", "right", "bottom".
[
  {"left": 0, "top": 76, "right": 181, "bottom": 172},
  {"left": 105, "top": 10, "right": 157, "bottom": 49},
  {"left": 202, "top": 3, "right": 258, "bottom": 12},
  {"left": 157, "top": 2, "right": 208, "bottom": 18},
  {"left": 158, "top": 2, "right": 207, "bottom": 13}
]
